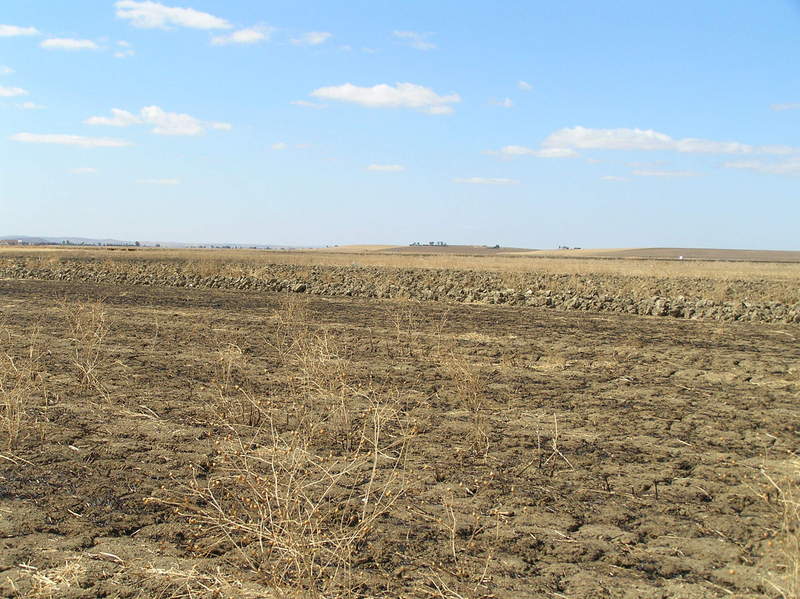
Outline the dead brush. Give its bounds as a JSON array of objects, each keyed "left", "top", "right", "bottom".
[
  {"left": 60, "top": 300, "right": 109, "bottom": 396},
  {"left": 389, "top": 302, "right": 424, "bottom": 357},
  {"left": 762, "top": 456, "right": 800, "bottom": 599},
  {"left": 153, "top": 390, "right": 413, "bottom": 595},
  {"left": 0, "top": 326, "right": 47, "bottom": 451},
  {"left": 516, "top": 413, "right": 574, "bottom": 477},
  {"left": 442, "top": 353, "right": 489, "bottom": 456},
  {"left": 208, "top": 343, "right": 271, "bottom": 428},
  {"left": 265, "top": 293, "right": 311, "bottom": 363}
]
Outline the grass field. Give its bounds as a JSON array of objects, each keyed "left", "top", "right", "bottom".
[{"left": 0, "top": 249, "right": 798, "bottom": 598}]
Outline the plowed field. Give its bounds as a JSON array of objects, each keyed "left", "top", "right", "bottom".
[{"left": 1, "top": 278, "right": 797, "bottom": 598}]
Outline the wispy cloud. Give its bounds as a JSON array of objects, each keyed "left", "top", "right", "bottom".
[
  {"left": 770, "top": 103, "right": 800, "bottom": 111},
  {"left": 0, "top": 66, "right": 14, "bottom": 75},
  {"left": 115, "top": 1, "right": 231, "bottom": 30},
  {"left": 19, "top": 101, "right": 46, "bottom": 110},
  {"left": 367, "top": 164, "right": 405, "bottom": 172},
  {"left": 490, "top": 98, "right": 513, "bottom": 108},
  {"left": 11, "top": 133, "right": 132, "bottom": 148},
  {"left": 212, "top": 25, "right": 273, "bottom": 46},
  {"left": 114, "top": 40, "right": 135, "bottom": 58},
  {"left": 291, "top": 31, "right": 332, "bottom": 46},
  {"left": 0, "top": 25, "right": 40, "bottom": 37},
  {"left": 137, "top": 178, "right": 180, "bottom": 185},
  {"left": 600, "top": 175, "right": 627, "bottom": 181},
  {"left": 724, "top": 157, "right": 800, "bottom": 176},
  {"left": 542, "top": 126, "right": 795, "bottom": 155},
  {"left": 311, "top": 82, "right": 460, "bottom": 115},
  {"left": 291, "top": 99, "right": 326, "bottom": 109},
  {"left": 85, "top": 106, "right": 231, "bottom": 136},
  {"left": 41, "top": 38, "right": 99, "bottom": 51},
  {"left": 632, "top": 169, "right": 700, "bottom": 177},
  {"left": 454, "top": 177, "right": 520, "bottom": 185},
  {"left": 0, "top": 86, "right": 28, "bottom": 97},
  {"left": 70, "top": 167, "right": 98, "bottom": 174},
  {"left": 271, "top": 142, "right": 288, "bottom": 150},
  {"left": 487, "top": 145, "right": 578, "bottom": 158},
  {"left": 392, "top": 30, "right": 436, "bottom": 50},
  {"left": 517, "top": 80, "right": 532, "bottom": 91}
]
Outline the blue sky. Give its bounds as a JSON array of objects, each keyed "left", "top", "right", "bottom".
[{"left": 1, "top": 1, "right": 798, "bottom": 248}]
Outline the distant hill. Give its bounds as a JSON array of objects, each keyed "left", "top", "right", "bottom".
[
  {"left": 1, "top": 235, "right": 136, "bottom": 246},
  {"left": 0, "top": 235, "right": 298, "bottom": 249},
  {"left": 509, "top": 247, "right": 800, "bottom": 263}
]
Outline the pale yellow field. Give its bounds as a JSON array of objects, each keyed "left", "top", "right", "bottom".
[{"left": 3, "top": 245, "right": 800, "bottom": 284}]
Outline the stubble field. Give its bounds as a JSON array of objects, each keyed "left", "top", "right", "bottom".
[{"left": 0, "top": 249, "right": 798, "bottom": 598}]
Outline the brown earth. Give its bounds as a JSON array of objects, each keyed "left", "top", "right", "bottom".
[
  {"left": 1, "top": 257, "right": 799, "bottom": 324},
  {"left": 1, "top": 277, "right": 798, "bottom": 598},
  {"left": 308, "top": 246, "right": 800, "bottom": 263},
  {"left": 512, "top": 248, "right": 800, "bottom": 263},
  {"left": 376, "top": 245, "right": 533, "bottom": 256}
]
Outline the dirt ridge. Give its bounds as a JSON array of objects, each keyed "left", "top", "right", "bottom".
[{"left": 1, "top": 260, "right": 798, "bottom": 324}]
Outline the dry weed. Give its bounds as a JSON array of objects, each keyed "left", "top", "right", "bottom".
[
  {"left": 762, "top": 456, "right": 800, "bottom": 598},
  {"left": 0, "top": 326, "right": 47, "bottom": 451},
  {"left": 442, "top": 354, "right": 489, "bottom": 456},
  {"left": 61, "top": 300, "right": 110, "bottom": 396},
  {"left": 155, "top": 397, "right": 411, "bottom": 594}
]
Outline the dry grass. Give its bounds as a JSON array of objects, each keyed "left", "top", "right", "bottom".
[
  {"left": 0, "top": 323, "right": 47, "bottom": 451},
  {"left": 763, "top": 456, "right": 800, "bottom": 598},
  {"left": 154, "top": 295, "right": 417, "bottom": 595},
  {"left": 61, "top": 299, "right": 110, "bottom": 397},
  {"left": 442, "top": 353, "right": 489, "bottom": 456},
  {"left": 4, "top": 245, "right": 800, "bottom": 282}
]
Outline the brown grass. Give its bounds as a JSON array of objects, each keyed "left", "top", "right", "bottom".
[{"left": 4, "top": 245, "right": 800, "bottom": 282}]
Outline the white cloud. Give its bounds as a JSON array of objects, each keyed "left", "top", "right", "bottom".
[
  {"left": 85, "top": 106, "right": 231, "bottom": 136},
  {"left": 454, "top": 177, "right": 520, "bottom": 185},
  {"left": 137, "top": 178, "right": 180, "bottom": 185},
  {"left": 41, "top": 38, "right": 99, "bottom": 51},
  {"left": 724, "top": 157, "right": 800, "bottom": 176},
  {"left": 10, "top": 133, "right": 132, "bottom": 148},
  {"left": 70, "top": 167, "right": 98, "bottom": 174},
  {"left": 19, "top": 101, "right": 45, "bottom": 110},
  {"left": 212, "top": 25, "right": 273, "bottom": 46},
  {"left": 0, "top": 86, "right": 28, "bottom": 97},
  {"left": 487, "top": 145, "right": 578, "bottom": 158},
  {"left": 632, "top": 169, "right": 700, "bottom": 177},
  {"left": 85, "top": 108, "right": 141, "bottom": 127},
  {"left": 490, "top": 97, "right": 513, "bottom": 108},
  {"left": 311, "top": 82, "right": 460, "bottom": 115},
  {"left": 367, "top": 164, "right": 405, "bottom": 172},
  {"left": 115, "top": 1, "right": 231, "bottom": 30},
  {"left": 114, "top": 41, "right": 135, "bottom": 58},
  {"left": 291, "top": 31, "right": 332, "bottom": 46},
  {"left": 535, "top": 147, "right": 579, "bottom": 158},
  {"left": 518, "top": 80, "right": 532, "bottom": 91},
  {"left": 600, "top": 175, "right": 627, "bottom": 181},
  {"left": 291, "top": 99, "right": 326, "bottom": 109},
  {"left": 542, "top": 126, "right": 795, "bottom": 155},
  {"left": 771, "top": 103, "right": 800, "bottom": 111},
  {"left": 141, "top": 105, "right": 203, "bottom": 135},
  {"left": 0, "top": 66, "right": 14, "bottom": 75},
  {"left": 0, "top": 25, "right": 40, "bottom": 37},
  {"left": 393, "top": 30, "right": 436, "bottom": 50},
  {"left": 271, "top": 142, "right": 288, "bottom": 150}
]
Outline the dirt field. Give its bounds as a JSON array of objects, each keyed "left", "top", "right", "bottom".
[
  {"left": 1, "top": 271, "right": 798, "bottom": 598},
  {"left": 309, "top": 245, "right": 800, "bottom": 263}
]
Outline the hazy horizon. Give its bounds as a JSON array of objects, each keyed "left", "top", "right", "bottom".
[{"left": 2, "top": 1, "right": 799, "bottom": 249}]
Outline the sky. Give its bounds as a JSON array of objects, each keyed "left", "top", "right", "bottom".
[{"left": 1, "top": 1, "right": 799, "bottom": 248}]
